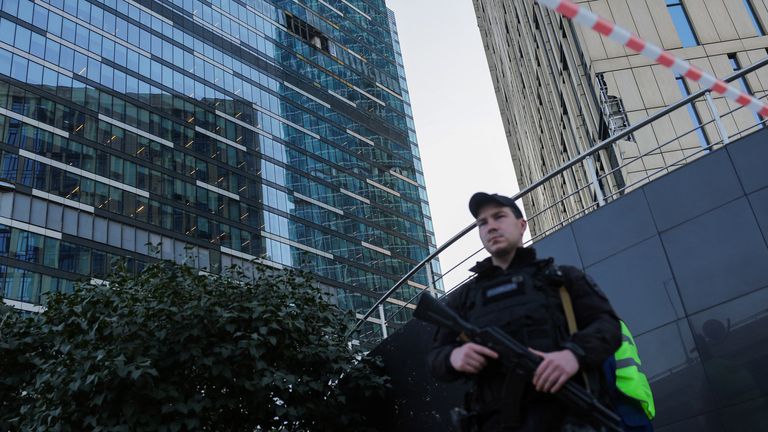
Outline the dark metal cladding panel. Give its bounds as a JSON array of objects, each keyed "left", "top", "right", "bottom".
[
  {"left": 747, "top": 187, "right": 768, "bottom": 244},
  {"left": 586, "top": 236, "right": 683, "bottom": 335},
  {"left": 660, "top": 197, "right": 768, "bottom": 314},
  {"left": 373, "top": 124, "right": 768, "bottom": 431},
  {"left": 655, "top": 412, "right": 727, "bottom": 432},
  {"left": 571, "top": 188, "right": 657, "bottom": 267},
  {"left": 368, "top": 316, "right": 467, "bottom": 432},
  {"left": 635, "top": 320, "right": 717, "bottom": 427},
  {"left": 720, "top": 396, "right": 768, "bottom": 432},
  {"left": 533, "top": 224, "right": 584, "bottom": 269},
  {"left": 643, "top": 149, "right": 744, "bottom": 232},
  {"left": 727, "top": 128, "right": 768, "bottom": 194},
  {"left": 688, "top": 286, "right": 768, "bottom": 409}
]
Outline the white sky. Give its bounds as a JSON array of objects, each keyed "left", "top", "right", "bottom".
[{"left": 386, "top": 0, "right": 521, "bottom": 290}]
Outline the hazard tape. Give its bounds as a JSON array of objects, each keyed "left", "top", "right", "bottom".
[{"left": 536, "top": 0, "right": 768, "bottom": 118}]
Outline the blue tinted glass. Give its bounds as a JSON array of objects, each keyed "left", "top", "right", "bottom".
[
  {"left": 743, "top": 0, "right": 765, "bottom": 35},
  {"left": 667, "top": 3, "right": 699, "bottom": 47},
  {"left": 62, "top": 0, "right": 76, "bottom": 15},
  {"left": 42, "top": 67, "right": 57, "bottom": 86},
  {"left": 103, "top": 11, "right": 115, "bottom": 33},
  {"left": 2, "top": 0, "right": 18, "bottom": 15},
  {"left": 0, "top": 227, "right": 9, "bottom": 255},
  {"left": 86, "top": 57, "right": 100, "bottom": 82},
  {"left": 57, "top": 73, "right": 71, "bottom": 89},
  {"left": 61, "top": 18, "right": 75, "bottom": 42},
  {"left": 127, "top": 50, "right": 140, "bottom": 72},
  {"left": 685, "top": 106, "right": 708, "bottom": 145},
  {"left": 14, "top": 26, "right": 30, "bottom": 51},
  {"left": 75, "top": 51, "right": 91, "bottom": 76},
  {"left": 91, "top": 5, "right": 103, "bottom": 27},
  {"left": 0, "top": 19, "right": 14, "bottom": 45},
  {"left": 102, "top": 38, "right": 115, "bottom": 61},
  {"left": 114, "top": 70, "right": 126, "bottom": 93},
  {"left": 76, "top": 0, "right": 89, "bottom": 21},
  {"left": 10, "top": 54, "right": 28, "bottom": 81},
  {"left": 729, "top": 57, "right": 750, "bottom": 94},
  {"left": 44, "top": 39, "right": 60, "bottom": 64},
  {"left": 114, "top": 43, "right": 127, "bottom": 66},
  {"left": 32, "top": 4, "right": 48, "bottom": 28},
  {"left": 729, "top": 55, "right": 763, "bottom": 126},
  {"left": 88, "top": 31, "right": 102, "bottom": 54},
  {"left": 75, "top": 24, "right": 88, "bottom": 47},
  {"left": 676, "top": 77, "right": 709, "bottom": 146},
  {"left": 128, "top": 24, "right": 141, "bottom": 47},
  {"left": 0, "top": 48, "right": 11, "bottom": 76},
  {"left": 60, "top": 48, "right": 78, "bottom": 72},
  {"left": 17, "top": 0, "right": 32, "bottom": 22},
  {"left": 29, "top": 31, "right": 46, "bottom": 58},
  {"left": 27, "top": 61, "right": 43, "bottom": 85},
  {"left": 99, "top": 60, "right": 113, "bottom": 88}
]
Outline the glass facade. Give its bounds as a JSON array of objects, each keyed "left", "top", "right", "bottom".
[
  {"left": 742, "top": 0, "right": 765, "bottom": 37},
  {"left": 674, "top": 75, "right": 709, "bottom": 148},
  {"left": 665, "top": 0, "right": 699, "bottom": 48},
  {"left": 0, "top": 0, "right": 441, "bottom": 338},
  {"left": 728, "top": 53, "right": 763, "bottom": 127}
]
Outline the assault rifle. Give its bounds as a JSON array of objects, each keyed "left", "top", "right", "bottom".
[{"left": 414, "top": 292, "right": 622, "bottom": 432}]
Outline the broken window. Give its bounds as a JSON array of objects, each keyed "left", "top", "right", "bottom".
[{"left": 285, "top": 13, "right": 330, "bottom": 54}]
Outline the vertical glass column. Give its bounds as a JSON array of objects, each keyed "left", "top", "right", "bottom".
[
  {"left": 665, "top": 0, "right": 699, "bottom": 48},
  {"left": 742, "top": 0, "right": 765, "bottom": 36},
  {"left": 675, "top": 75, "right": 709, "bottom": 147},
  {"left": 728, "top": 53, "right": 763, "bottom": 127}
]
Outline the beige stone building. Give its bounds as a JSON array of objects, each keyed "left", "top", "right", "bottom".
[{"left": 474, "top": 0, "right": 768, "bottom": 237}]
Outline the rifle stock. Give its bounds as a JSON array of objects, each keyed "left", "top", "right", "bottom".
[{"left": 415, "top": 293, "right": 622, "bottom": 432}]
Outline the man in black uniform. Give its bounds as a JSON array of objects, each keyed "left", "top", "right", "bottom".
[{"left": 428, "top": 193, "right": 621, "bottom": 431}]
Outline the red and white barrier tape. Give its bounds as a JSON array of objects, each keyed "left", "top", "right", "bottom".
[{"left": 536, "top": 0, "right": 768, "bottom": 118}]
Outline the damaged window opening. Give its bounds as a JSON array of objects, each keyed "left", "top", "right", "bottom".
[{"left": 285, "top": 13, "right": 330, "bottom": 54}]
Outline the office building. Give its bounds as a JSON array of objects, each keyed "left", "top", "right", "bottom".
[
  {"left": 0, "top": 0, "right": 440, "bottom": 339},
  {"left": 474, "top": 0, "right": 768, "bottom": 236}
]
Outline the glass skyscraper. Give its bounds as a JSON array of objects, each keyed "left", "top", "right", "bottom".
[{"left": 0, "top": 0, "right": 440, "bottom": 339}]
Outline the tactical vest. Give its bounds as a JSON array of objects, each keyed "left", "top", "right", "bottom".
[
  {"left": 615, "top": 321, "right": 655, "bottom": 420},
  {"left": 464, "top": 259, "right": 568, "bottom": 353},
  {"left": 460, "top": 258, "right": 571, "bottom": 419}
]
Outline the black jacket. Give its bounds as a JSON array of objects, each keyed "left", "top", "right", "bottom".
[{"left": 427, "top": 247, "right": 621, "bottom": 386}]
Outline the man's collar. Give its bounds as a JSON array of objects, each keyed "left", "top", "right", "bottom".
[{"left": 469, "top": 247, "right": 538, "bottom": 273}]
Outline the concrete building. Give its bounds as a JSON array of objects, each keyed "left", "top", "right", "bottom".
[
  {"left": 369, "top": 126, "right": 768, "bottom": 432},
  {"left": 0, "top": 0, "right": 440, "bottom": 340},
  {"left": 474, "top": 0, "right": 768, "bottom": 237}
]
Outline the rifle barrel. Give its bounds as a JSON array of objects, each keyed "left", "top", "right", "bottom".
[{"left": 415, "top": 293, "right": 622, "bottom": 432}]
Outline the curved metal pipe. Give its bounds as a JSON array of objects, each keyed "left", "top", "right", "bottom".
[
  {"left": 348, "top": 56, "right": 768, "bottom": 338},
  {"left": 347, "top": 221, "right": 477, "bottom": 336}
]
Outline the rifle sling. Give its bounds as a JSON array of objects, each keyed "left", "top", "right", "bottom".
[
  {"left": 558, "top": 285, "right": 592, "bottom": 393},
  {"left": 559, "top": 286, "right": 578, "bottom": 335}
]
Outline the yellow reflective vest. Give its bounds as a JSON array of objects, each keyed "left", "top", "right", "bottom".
[{"left": 615, "top": 321, "right": 656, "bottom": 420}]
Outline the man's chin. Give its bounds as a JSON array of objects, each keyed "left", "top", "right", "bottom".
[{"left": 489, "top": 245, "right": 514, "bottom": 257}]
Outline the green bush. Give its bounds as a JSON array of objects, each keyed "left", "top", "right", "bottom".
[{"left": 0, "top": 261, "right": 386, "bottom": 431}]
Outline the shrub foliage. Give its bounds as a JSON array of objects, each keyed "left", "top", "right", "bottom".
[{"left": 0, "top": 261, "right": 386, "bottom": 431}]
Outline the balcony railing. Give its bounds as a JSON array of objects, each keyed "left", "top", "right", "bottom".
[{"left": 348, "top": 55, "right": 768, "bottom": 344}]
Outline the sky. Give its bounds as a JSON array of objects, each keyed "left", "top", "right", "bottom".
[{"left": 385, "top": 0, "right": 521, "bottom": 290}]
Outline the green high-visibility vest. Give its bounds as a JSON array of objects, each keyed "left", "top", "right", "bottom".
[{"left": 615, "top": 321, "right": 656, "bottom": 420}]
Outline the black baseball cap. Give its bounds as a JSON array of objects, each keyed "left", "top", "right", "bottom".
[{"left": 468, "top": 192, "right": 523, "bottom": 219}]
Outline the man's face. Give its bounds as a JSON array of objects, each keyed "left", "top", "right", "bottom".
[{"left": 476, "top": 203, "right": 527, "bottom": 258}]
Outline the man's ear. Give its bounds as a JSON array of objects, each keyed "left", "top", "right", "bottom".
[{"left": 520, "top": 218, "right": 528, "bottom": 231}]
